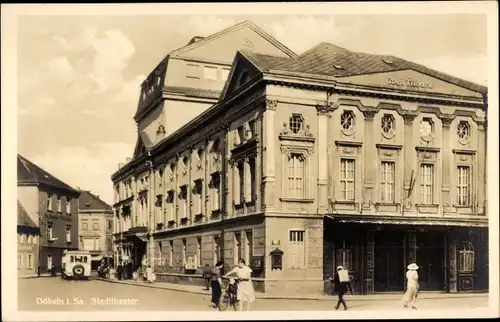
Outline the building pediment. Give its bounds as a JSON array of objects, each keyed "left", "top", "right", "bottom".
[
  {"left": 336, "top": 69, "right": 484, "bottom": 98},
  {"left": 170, "top": 21, "right": 296, "bottom": 62},
  {"left": 220, "top": 52, "right": 262, "bottom": 100}
]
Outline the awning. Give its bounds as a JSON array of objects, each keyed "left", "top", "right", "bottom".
[
  {"left": 125, "top": 232, "right": 148, "bottom": 243},
  {"left": 325, "top": 215, "right": 488, "bottom": 228}
]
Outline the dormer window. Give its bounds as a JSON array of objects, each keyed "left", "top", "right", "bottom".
[
  {"left": 289, "top": 114, "right": 304, "bottom": 134},
  {"left": 333, "top": 64, "right": 343, "bottom": 70},
  {"left": 382, "top": 58, "right": 393, "bottom": 65},
  {"left": 197, "top": 148, "right": 204, "bottom": 160},
  {"left": 170, "top": 163, "right": 176, "bottom": 173},
  {"left": 47, "top": 194, "right": 52, "bottom": 211},
  {"left": 182, "top": 156, "right": 189, "bottom": 168}
]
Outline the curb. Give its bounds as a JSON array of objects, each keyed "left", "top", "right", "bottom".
[
  {"left": 18, "top": 275, "right": 56, "bottom": 279},
  {"left": 94, "top": 278, "right": 488, "bottom": 302}
]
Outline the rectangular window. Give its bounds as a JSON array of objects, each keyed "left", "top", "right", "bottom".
[
  {"left": 93, "top": 222, "right": 99, "bottom": 231},
  {"left": 248, "top": 120, "right": 257, "bottom": 138},
  {"left": 27, "top": 253, "right": 33, "bottom": 269},
  {"left": 20, "top": 234, "right": 26, "bottom": 244},
  {"left": 340, "top": 159, "right": 355, "bottom": 200},
  {"left": 94, "top": 238, "right": 100, "bottom": 250},
  {"left": 47, "top": 225, "right": 53, "bottom": 240},
  {"left": 249, "top": 158, "right": 256, "bottom": 202},
  {"left": 457, "top": 166, "right": 470, "bottom": 206},
  {"left": 458, "top": 242, "right": 475, "bottom": 272},
  {"left": 18, "top": 253, "right": 23, "bottom": 269},
  {"left": 47, "top": 194, "right": 52, "bottom": 211},
  {"left": 186, "top": 64, "right": 200, "bottom": 79},
  {"left": 182, "top": 239, "right": 187, "bottom": 266},
  {"left": 82, "top": 222, "right": 88, "bottom": 231},
  {"left": 66, "top": 227, "right": 71, "bottom": 243},
  {"left": 32, "top": 235, "right": 37, "bottom": 245},
  {"left": 420, "top": 164, "right": 434, "bottom": 204},
  {"left": 289, "top": 230, "right": 306, "bottom": 267},
  {"left": 244, "top": 230, "right": 253, "bottom": 265},
  {"left": 203, "top": 66, "right": 218, "bottom": 80},
  {"left": 194, "top": 181, "right": 203, "bottom": 215},
  {"left": 380, "top": 161, "right": 395, "bottom": 202},
  {"left": 66, "top": 198, "right": 71, "bottom": 214},
  {"left": 221, "top": 68, "right": 231, "bottom": 81},
  {"left": 158, "top": 242, "right": 163, "bottom": 266},
  {"left": 180, "top": 187, "right": 188, "bottom": 219},
  {"left": 57, "top": 196, "right": 62, "bottom": 212},
  {"left": 288, "top": 154, "right": 305, "bottom": 198},
  {"left": 169, "top": 240, "right": 174, "bottom": 267},
  {"left": 47, "top": 254, "right": 53, "bottom": 269},
  {"left": 214, "top": 235, "right": 222, "bottom": 265},
  {"left": 196, "top": 237, "right": 202, "bottom": 267},
  {"left": 211, "top": 174, "right": 221, "bottom": 211},
  {"left": 238, "top": 162, "right": 245, "bottom": 203},
  {"left": 107, "top": 220, "right": 113, "bottom": 231},
  {"left": 237, "top": 126, "right": 245, "bottom": 144},
  {"left": 335, "top": 241, "right": 354, "bottom": 271},
  {"left": 167, "top": 190, "right": 175, "bottom": 222},
  {"left": 234, "top": 233, "right": 242, "bottom": 265}
]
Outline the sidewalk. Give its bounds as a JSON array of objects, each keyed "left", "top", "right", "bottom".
[
  {"left": 18, "top": 273, "right": 53, "bottom": 279},
  {"left": 94, "top": 278, "right": 488, "bottom": 302}
]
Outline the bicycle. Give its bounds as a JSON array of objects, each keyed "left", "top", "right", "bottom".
[{"left": 219, "top": 277, "right": 238, "bottom": 311}]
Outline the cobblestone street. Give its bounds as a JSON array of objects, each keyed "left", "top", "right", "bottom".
[{"left": 18, "top": 277, "right": 489, "bottom": 313}]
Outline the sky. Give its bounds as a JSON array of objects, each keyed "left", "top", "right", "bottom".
[{"left": 16, "top": 13, "right": 488, "bottom": 205}]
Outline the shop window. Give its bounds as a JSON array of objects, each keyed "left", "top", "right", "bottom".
[
  {"left": 182, "top": 239, "right": 187, "bottom": 266},
  {"left": 169, "top": 240, "right": 174, "bottom": 267},
  {"left": 196, "top": 237, "right": 202, "bottom": 267},
  {"left": 458, "top": 241, "right": 475, "bottom": 273}
]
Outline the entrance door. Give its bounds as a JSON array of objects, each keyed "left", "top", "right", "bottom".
[
  {"left": 417, "top": 232, "right": 445, "bottom": 291},
  {"left": 374, "top": 232, "right": 405, "bottom": 292}
]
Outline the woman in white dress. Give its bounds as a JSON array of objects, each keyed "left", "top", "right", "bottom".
[
  {"left": 403, "top": 263, "right": 419, "bottom": 310},
  {"left": 223, "top": 259, "right": 255, "bottom": 311}
]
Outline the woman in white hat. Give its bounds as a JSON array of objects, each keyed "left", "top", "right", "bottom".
[{"left": 403, "top": 263, "right": 419, "bottom": 309}]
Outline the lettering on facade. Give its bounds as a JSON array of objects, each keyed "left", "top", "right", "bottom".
[{"left": 386, "top": 77, "right": 433, "bottom": 89}]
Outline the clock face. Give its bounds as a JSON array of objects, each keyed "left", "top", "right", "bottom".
[{"left": 420, "top": 119, "right": 432, "bottom": 136}]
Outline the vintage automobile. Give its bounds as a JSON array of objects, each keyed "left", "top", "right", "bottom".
[{"left": 61, "top": 250, "right": 91, "bottom": 280}]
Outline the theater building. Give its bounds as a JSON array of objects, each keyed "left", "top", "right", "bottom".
[{"left": 111, "top": 22, "right": 488, "bottom": 295}]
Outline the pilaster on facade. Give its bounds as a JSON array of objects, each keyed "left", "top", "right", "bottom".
[
  {"left": 402, "top": 112, "right": 418, "bottom": 213},
  {"left": 316, "top": 102, "right": 334, "bottom": 213},
  {"left": 262, "top": 99, "right": 277, "bottom": 211},
  {"left": 440, "top": 114, "right": 455, "bottom": 212},
  {"left": 476, "top": 120, "right": 486, "bottom": 215},
  {"left": 361, "top": 109, "right": 377, "bottom": 211}
]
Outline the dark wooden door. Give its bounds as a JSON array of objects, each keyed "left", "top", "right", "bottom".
[
  {"left": 374, "top": 235, "right": 405, "bottom": 292},
  {"left": 417, "top": 233, "right": 445, "bottom": 291}
]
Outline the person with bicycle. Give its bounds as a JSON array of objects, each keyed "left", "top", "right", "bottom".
[
  {"left": 210, "top": 261, "right": 224, "bottom": 309},
  {"left": 223, "top": 258, "right": 255, "bottom": 311}
]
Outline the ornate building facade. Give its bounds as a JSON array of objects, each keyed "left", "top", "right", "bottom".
[{"left": 112, "top": 23, "right": 488, "bottom": 295}]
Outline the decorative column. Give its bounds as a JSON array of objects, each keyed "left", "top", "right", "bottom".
[
  {"left": 244, "top": 156, "right": 252, "bottom": 203},
  {"left": 203, "top": 139, "right": 209, "bottom": 222},
  {"left": 262, "top": 100, "right": 277, "bottom": 211},
  {"left": 441, "top": 115, "right": 455, "bottom": 212},
  {"left": 476, "top": 120, "right": 486, "bottom": 215},
  {"left": 255, "top": 116, "right": 263, "bottom": 211},
  {"left": 365, "top": 229, "right": 375, "bottom": 294},
  {"left": 402, "top": 112, "right": 418, "bottom": 213},
  {"left": 222, "top": 122, "right": 231, "bottom": 219},
  {"left": 187, "top": 147, "right": 193, "bottom": 224},
  {"left": 316, "top": 102, "right": 334, "bottom": 213},
  {"left": 146, "top": 160, "right": 154, "bottom": 268},
  {"left": 362, "top": 110, "right": 377, "bottom": 210}
]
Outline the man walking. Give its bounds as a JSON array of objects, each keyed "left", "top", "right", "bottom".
[
  {"left": 330, "top": 266, "right": 352, "bottom": 310},
  {"left": 203, "top": 264, "right": 212, "bottom": 290}
]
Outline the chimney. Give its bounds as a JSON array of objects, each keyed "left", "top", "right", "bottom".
[
  {"left": 188, "top": 36, "right": 205, "bottom": 45},
  {"left": 118, "top": 163, "right": 125, "bottom": 169},
  {"left": 126, "top": 158, "right": 131, "bottom": 163}
]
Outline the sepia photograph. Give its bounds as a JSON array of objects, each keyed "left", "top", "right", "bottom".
[{"left": 1, "top": 2, "right": 499, "bottom": 321}]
